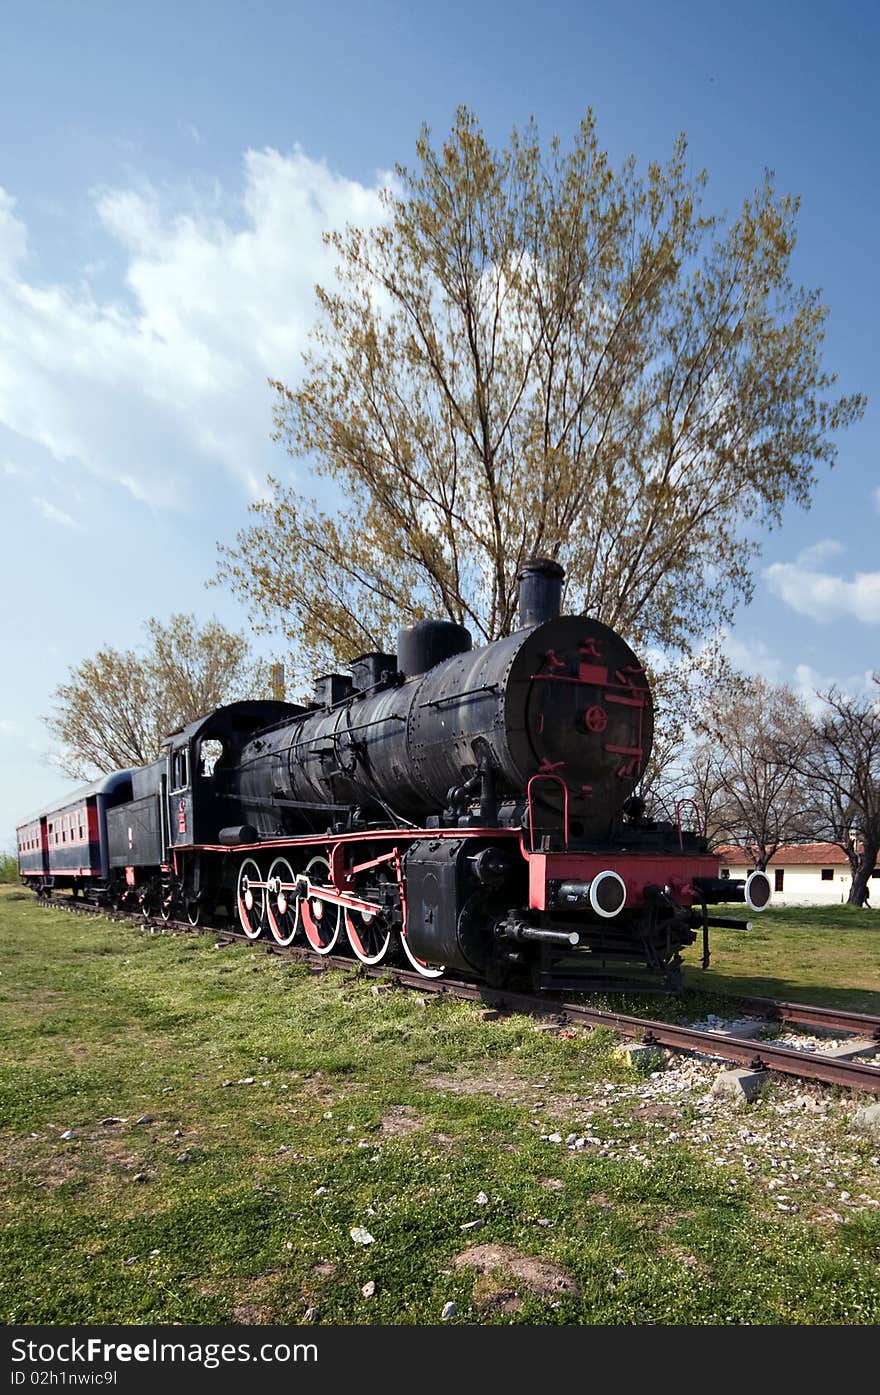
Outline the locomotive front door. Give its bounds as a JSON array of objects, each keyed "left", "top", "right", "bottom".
[{"left": 168, "top": 744, "right": 193, "bottom": 847}]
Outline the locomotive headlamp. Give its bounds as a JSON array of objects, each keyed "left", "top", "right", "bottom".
[
  {"left": 553, "top": 871, "right": 627, "bottom": 917},
  {"left": 745, "top": 871, "right": 772, "bottom": 911},
  {"left": 589, "top": 870, "right": 627, "bottom": 918}
]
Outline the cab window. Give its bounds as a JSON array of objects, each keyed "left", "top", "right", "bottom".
[
  {"left": 171, "top": 748, "right": 189, "bottom": 791},
  {"left": 198, "top": 739, "right": 223, "bottom": 778}
]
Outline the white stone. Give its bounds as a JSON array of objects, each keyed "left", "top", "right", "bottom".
[
  {"left": 710, "top": 1069, "right": 767, "bottom": 1104},
  {"left": 852, "top": 1104, "right": 880, "bottom": 1140}
]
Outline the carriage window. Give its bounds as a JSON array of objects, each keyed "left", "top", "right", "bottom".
[{"left": 199, "top": 739, "right": 223, "bottom": 778}]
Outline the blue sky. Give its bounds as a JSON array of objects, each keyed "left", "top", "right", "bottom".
[{"left": 1, "top": 0, "right": 878, "bottom": 841}]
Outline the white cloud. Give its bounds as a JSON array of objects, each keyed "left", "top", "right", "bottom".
[
  {"left": 765, "top": 540, "right": 880, "bottom": 625},
  {"left": 179, "top": 121, "right": 204, "bottom": 147},
  {"left": 0, "top": 150, "right": 389, "bottom": 510},
  {"left": 32, "top": 496, "right": 81, "bottom": 529},
  {"left": 794, "top": 538, "right": 845, "bottom": 568},
  {"left": 793, "top": 663, "right": 878, "bottom": 714},
  {"left": 716, "top": 630, "right": 786, "bottom": 682},
  {"left": 875, "top": 485, "right": 880, "bottom": 515},
  {"left": 3, "top": 458, "right": 32, "bottom": 477}
]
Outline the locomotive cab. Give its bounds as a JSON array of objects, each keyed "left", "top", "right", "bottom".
[{"left": 163, "top": 700, "right": 306, "bottom": 849}]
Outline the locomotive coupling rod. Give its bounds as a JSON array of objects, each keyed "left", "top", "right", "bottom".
[{"left": 495, "top": 918, "right": 579, "bottom": 948}]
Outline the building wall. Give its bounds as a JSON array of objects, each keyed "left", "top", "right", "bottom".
[{"left": 722, "top": 861, "right": 878, "bottom": 907}]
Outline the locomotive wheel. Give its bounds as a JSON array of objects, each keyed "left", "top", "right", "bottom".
[
  {"left": 300, "top": 855, "right": 341, "bottom": 955},
  {"left": 159, "top": 890, "right": 174, "bottom": 923},
  {"left": 344, "top": 875, "right": 391, "bottom": 966},
  {"left": 237, "top": 857, "right": 265, "bottom": 939},
  {"left": 266, "top": 856, "right": 299, "bottom": 946},
  {"left": 186, "top": 900, "right": 201, "bottom": 926}
]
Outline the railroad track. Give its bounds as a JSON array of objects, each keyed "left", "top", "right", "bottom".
[{"left": 35, "top": 894, "right": 880, "bottom": 1096}]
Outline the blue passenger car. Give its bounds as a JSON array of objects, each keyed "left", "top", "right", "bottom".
[{"left": 17, "top": 770, "right": 135, "bottom": 895}]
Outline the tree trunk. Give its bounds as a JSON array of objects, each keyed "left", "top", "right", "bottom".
[{"left": 848, "top": 847, "right": 878, "bottom": 907}]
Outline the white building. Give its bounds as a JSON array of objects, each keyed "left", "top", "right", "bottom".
[{"left": 716, "top": 843, "right": 880, "bottom": 907}]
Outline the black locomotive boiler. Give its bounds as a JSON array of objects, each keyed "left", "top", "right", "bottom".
[{"left": 18, "top": 560, "right": 770, "bottom": 991}]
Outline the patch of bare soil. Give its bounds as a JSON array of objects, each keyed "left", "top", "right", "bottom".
[
  {"left": 658, "top": 1243, "right": 708, "bottom": 1274},
  {"left": 453, "top": 1242, "right": 578, "bottom": 1314},
  {"left": 231, "top": 1271, "right": 284, "bottom": 1323},
  {"left": 232, "top": 1299, "right": 272, "bottom": 1323},
  {"left": 422, "top": 1069, "right": 584, "bottom": 1117},
  {"left": 635, "top": 1100, "right": 682, "bottom": 1121},
  {"left": 379, "top": 1105, "right": 425, "bottom": 1137},
  {"left": 6, "top": 1133, "right": 146, "bottom": 1191},
  {"left": 423, "top": 1069, "right": 533, "bottom": 1101}
]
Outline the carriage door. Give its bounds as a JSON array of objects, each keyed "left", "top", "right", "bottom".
[{"left": 169, "top": 743, "right": 192, "bottom": 847}]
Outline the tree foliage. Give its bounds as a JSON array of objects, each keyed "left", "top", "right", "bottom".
[
  {"left": 216, "top": 107, "right": 863, "bottom": 677},
  {"left": 45, "top": 615, "right": 268, "bottom": 780}
]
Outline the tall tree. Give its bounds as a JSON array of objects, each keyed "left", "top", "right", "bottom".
[
  {"left": 691, "top": 677, "right": 817, "bottom": 867},
  {"left": 45, "top": 614, "right": 268, "bottom": 780},
  {"left": 216, "top": 108, "right": 863, "bottom": 676},
  {"left": 655, "top": 736, "right": 731, "bottom": 850},
  {"left": 798, "top": 683, "right": 880, "bottom": 906}
]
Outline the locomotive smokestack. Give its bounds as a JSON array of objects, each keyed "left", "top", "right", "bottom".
[{"left": 518, "top": 558, "right": 565, "bottom": 628}]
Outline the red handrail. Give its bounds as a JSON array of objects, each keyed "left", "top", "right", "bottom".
[
  {"left": 675, "top": 798, "right": 703, "bottom": 848},
  {"left": 526, "top": 774, "right": 570, "bottom": 852}
]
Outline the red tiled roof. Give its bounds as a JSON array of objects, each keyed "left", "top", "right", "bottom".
[{"left": 716, "top": 843, "right": 851, "bottom": 867}]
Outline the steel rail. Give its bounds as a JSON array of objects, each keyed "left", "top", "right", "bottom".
[
  {"left": 34, "top": 896, "right": 880, "bottom": 1095},
  {"left": 729, "top": 993, "right": 880, "bottom": 1040}
]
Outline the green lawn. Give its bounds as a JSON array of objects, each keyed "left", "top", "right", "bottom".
[
  {"left": 1, "top": 886, "right": 879, "bottom": 1325},
  {"left": 683, "top": 904, "right": 880, "bottom": 1013}
]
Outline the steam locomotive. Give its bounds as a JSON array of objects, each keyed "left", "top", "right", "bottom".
[{"left": 17, "top": 560, "right": 770, "bottom": 991}]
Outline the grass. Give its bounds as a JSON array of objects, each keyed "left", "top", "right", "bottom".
[
  {"left": 683, "top": 904, "right": 880, "bottom": 1013},
  {"left": 1, "top": 885, "right": 879, "bottom": 1325}
]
